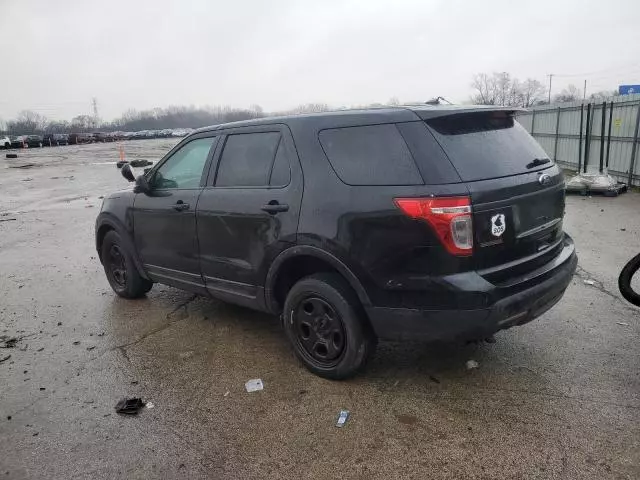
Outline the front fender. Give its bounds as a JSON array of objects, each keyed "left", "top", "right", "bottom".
[{"left": 95, "top": 212, "right": 150, "bottom": 281}]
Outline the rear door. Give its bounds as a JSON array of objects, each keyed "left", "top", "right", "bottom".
[
  {"left": 425, "top": 111, "right": 565, "bottom": 275},
  {"left": 196, "top": 124, "right": 303, "bottom": 309}
]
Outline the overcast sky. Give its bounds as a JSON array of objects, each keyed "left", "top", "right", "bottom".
[{"left": 1, "top": 0, "right": 640, "bottom": 122}]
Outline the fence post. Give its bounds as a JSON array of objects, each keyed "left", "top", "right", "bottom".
[
  {"left": 606, "top": 101, "right": 613, "bottom": 169},
  {"left": 578, "top": 104, "right": 584, "bottom": 173},
  {"left": 599, "top": 102, "right": 606, "bottom": 173},
  {"left": 531, "top": 109, "right": 536, "bottom": 135},
  {"left": 553, "top": 107, "right": 561, "bottom": 162},
  {"left": 584, "top": 104, "right": 592, "bottom": 173},
  {"left": 629, "top": 102, "right": 640, "bottom": 187}
]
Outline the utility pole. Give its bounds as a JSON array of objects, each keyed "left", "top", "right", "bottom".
[
  {"left": 583, "top": 79, "right": 587, "bottom": 100},
  {"left": 548, "top": 74, "right": 553, "bottom": 103}
]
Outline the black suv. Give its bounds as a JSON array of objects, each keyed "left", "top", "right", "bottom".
[{"left": 96, "top": 106, "right": 577, "bottom": 379}]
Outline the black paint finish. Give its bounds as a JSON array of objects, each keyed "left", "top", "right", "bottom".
[{"left": 97, "top": 105, "right": 577, "bottom": 341}]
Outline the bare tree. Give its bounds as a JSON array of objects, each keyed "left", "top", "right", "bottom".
[
  {"left": 7, "top": 110, "right": 48, "bottom": 134},
  {"left": 470, "top": 73, "right": 498, "bottom": 105},
  {"left": 589, "top": 89, "right": 618, "bottom": 101},
  {"left": 519, "top": 79, "right": 547, "bottom": 107},
  {"left": 554, "top": 84, "right": 582, "bottom": 103},
  {"left": 471, "top": 72, "right": 547, "bottom": 107},
  {"left": 71, "top": 115, "right": 93, "bottom": 131}
]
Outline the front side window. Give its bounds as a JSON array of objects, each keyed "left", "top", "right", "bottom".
[{"left": 152, "top": 137, "right": 216, "bottom": 189}]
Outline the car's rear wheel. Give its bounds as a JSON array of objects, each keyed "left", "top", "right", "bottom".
[
  {"left": 101, "top": 230, "right": 153, "bottom": 298},
  {"left": 283, "top": 273, "right": 376, "bottom": 379}
]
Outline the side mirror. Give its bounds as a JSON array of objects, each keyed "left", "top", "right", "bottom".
[
  {"left": 134, "top": 174, "right": 151, "bottom": 194},
  {"left": 121, "top": 163, "right": 135, "bottom": 182}
]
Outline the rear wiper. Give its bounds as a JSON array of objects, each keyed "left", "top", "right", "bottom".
[{"left": 526, "top": 158, "right": 551, "bottom": 169}]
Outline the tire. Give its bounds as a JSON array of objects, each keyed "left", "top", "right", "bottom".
[
  {"left": 3, "top": 143, "right": 9, "bottom": 150},
  {"left": 101, "top": 230, "right": 153, "bottom": 298},
  {"left": 619, "top": 253, "right": 640, "bottom": 307},
  {"left": 282, "top": 273, "right": 376, "bottom": 379}
]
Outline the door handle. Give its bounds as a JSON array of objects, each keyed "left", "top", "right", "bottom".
[
  {"left": 173, "top": 200, "right": 190, "bottom": 211},
  {"left": 261, "top": 201, "right": 289, "bottom": 214}
]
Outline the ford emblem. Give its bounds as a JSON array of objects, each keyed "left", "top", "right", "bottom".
[{"left": 538, "top": 173, "right": 551, "bottom": 186}]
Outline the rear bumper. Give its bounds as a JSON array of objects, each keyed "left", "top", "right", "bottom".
[{"left": 366, "top": 237, "right": 577, "bottom": 341}]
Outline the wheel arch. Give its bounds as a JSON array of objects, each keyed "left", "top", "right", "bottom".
[
  {"left": 95, "top": 214, "right": 150, "bottom": 280},
  {"left": 265, "top": 246, "right": 371, "bottom": 314}
]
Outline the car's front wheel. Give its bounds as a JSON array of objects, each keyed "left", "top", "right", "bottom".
[
  {"left": 101, "top": 230, "right": 153, "bottom": 298},
  {"left": 283, "top": 273, "right": 376, "bottom": 379}
]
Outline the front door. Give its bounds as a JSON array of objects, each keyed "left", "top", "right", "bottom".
[
  {"left": 196, "top": 125, "right": 302, "bottom": 309},
  {"left": 133, "top": 135, "right": 218, "bottom": 292}
]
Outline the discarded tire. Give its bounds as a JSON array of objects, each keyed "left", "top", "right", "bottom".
[
  {"left": 6, "top": 153, "right": 17, "bottom": 159},
  {"left": 619, "top": 253, "right": 640, "bottom": 307}
]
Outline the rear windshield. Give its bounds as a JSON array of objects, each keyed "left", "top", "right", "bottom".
[{"left": 426, "top": 112, "right": 551, "bottom": 181}]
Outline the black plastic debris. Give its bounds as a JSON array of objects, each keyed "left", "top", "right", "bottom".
[
  {"left": 0, "top": 354, "right": 11, "bottom": 364},
  {"left": 129, "top": 159, "right": 152, "bottom": 168},
  {"left": 115, "top": 398, "right": 145, "bottom": 415},
  {"left": 0, "top": 336, "right": 19, "bottom": 348}
]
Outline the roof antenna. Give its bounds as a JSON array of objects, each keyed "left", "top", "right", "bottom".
[{"left": 425, "top": 96, "right": 453, "bottom": 105}]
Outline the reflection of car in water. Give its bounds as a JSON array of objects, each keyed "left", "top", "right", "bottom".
[{"left": 619, "top": 254, "right": 640, "bottom": 306}]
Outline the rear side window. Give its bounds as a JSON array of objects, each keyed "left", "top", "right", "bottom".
[
  {"left": 427, "top": 112, "right": 551, "bottom": 181},
  {"left": 319, "top": 124, "right": 423, "bottom": 186},
  {"left": 216, "top": 132, "right": 281, "bottom": 187},
  {"left": 269, "top": 140, "right": 291, "bottom": 186}
]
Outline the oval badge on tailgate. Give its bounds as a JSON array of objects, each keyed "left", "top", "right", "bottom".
[{"left": 538, "top": 173, "right": 551, "bottom": 186}]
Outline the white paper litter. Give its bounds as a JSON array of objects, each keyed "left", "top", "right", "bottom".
[
  {"left": 245, "top": 379, "right": 264, "bottom": 393},
  {"left": 466, "top": 360, "right": 479, "bottom": 370}
]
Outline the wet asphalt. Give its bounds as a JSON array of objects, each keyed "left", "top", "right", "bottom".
[{"left": 0, "top": 140, "right": 638, "bottom": 479}]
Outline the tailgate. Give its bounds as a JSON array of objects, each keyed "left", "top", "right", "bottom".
[
  {"left": 468, "top": 168, "right": 565, "bottom": 273},
  {"left": 425, "top": 110, "right": 566, "bottom": 276}
]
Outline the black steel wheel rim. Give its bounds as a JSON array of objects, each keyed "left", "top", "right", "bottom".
[
  {"left": 293, "top": 296, "right": 346, "bottom": 366},
  {"left": 108, "top": 244, "right": 127, "bottom": 288}
]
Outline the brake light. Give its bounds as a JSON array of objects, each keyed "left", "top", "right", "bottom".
[{"left": 394, "top": 196, "right": 473, "bottom": 256}]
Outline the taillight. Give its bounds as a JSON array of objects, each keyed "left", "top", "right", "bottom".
[{"left": 394, "top": 196, "right": 473, "bottom": 256}]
